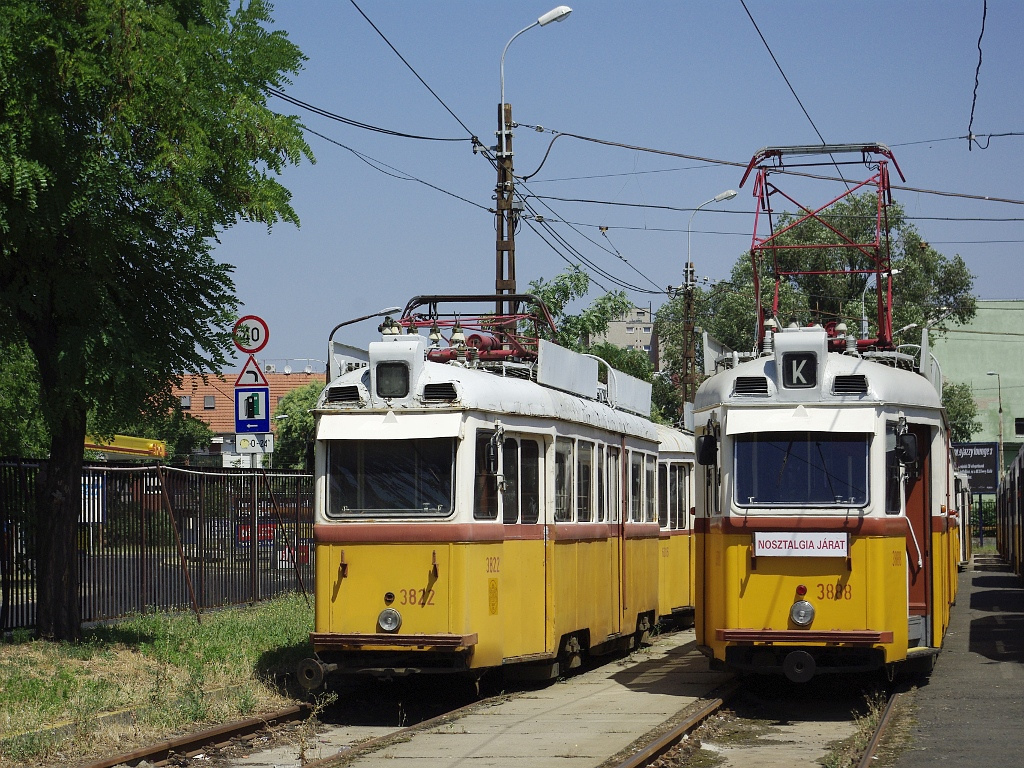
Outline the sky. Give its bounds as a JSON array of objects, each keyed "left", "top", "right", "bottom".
[{"left": 212, "top": 0, "right": 1024, "bottom": 373}]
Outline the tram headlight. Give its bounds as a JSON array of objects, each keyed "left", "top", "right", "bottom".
[
  {"left": 790, "top": 600, "right": 815, "bottom": 627},
  {"left": 378, "top": 608, "right": 402, "bottom": 632}
]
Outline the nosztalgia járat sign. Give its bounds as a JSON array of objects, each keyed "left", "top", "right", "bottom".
[{"left": 952, "top": 442, "right": 999, "bottom": 494}]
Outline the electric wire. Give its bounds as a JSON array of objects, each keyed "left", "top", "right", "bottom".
[
  {"left": 967, "top": 0, "right": 988, "bottom": 150},
  {"left": 346, "top": 0, "right": 479, "bottom": 141}
]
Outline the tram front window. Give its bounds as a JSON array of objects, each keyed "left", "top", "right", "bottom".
[
  {"left": 734, "top": 431, "right": 868, "bottom": 508},
  {"left": 326, "top": 438, "right": 454, "bottom": 518}
]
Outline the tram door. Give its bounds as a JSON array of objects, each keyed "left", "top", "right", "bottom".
[
  {"left": 904, "top": 423, "right": 933, "bottom": 643},
  {"left": 606, "top": 446, "right": 623, "bottom": 636},
  {"left": 501, "top": 435, "right": 548, "bottom": 654}
]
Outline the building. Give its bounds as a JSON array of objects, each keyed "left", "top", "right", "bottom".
[
  {"left": 930, "top": 300, "right": 1024, "bottom": 474},
  {"left": 593, "top": 304, "right": 661, "bottom": 368},
  {"left": 172, "top": 367, "right": 324, "bottom": 467}
]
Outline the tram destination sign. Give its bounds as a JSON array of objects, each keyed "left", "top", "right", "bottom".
[{"left": 952, "top": 442, "right": 999, "bottom": 494}]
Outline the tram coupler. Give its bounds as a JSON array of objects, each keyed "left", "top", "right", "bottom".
[{"left": 297, "top": 657, "right": 337, "bottom": 691}]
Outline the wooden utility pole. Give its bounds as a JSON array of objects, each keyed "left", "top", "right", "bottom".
[{"left": 495, "top": 103, "right": 516, "bottom": 317}]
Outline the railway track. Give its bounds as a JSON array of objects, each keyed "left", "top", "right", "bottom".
[{"left": 75, "top": 636, "right": 904, "bottom": 768}]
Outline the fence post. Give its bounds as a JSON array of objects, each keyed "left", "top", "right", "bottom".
[{"left": 154, "top": 465, "right": 202, "bottom": 623}]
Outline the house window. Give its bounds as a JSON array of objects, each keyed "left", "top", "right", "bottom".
[
  {"left": 625, "top": 326, "right": 635, "bottom": 333},
  {"left": 204, "top": 395, "right": 216, "bottom": 409},
  {"left": 180, "top": 396, "right": 191, "bottom": 409},
  {"left": 1016, "top": 417, "right": 1024, "bottom": 436},
  {"left": 642, "top": 326, "right": 652, "bottom": 333}
]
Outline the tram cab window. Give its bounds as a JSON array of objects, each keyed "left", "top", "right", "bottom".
[
  {"left": 555, "top": 438, "right": 574, "bottom": 522},
  {"left": 630, "top": 452, "right": 643, "bottom": 522},
  {"left": 326, "top": 438, "right": 454, "bottom": 519},
  {"left": 474, "top": 431, "right": 498, "bottom": 520},
  {"left": 607, "top": 447, "right": 621, "bottom": 523},
  {"left": 733, "top": 431, "right": 868, "bottom": 508},
  {"left": 577, "top": 441, "right": 594, "bottom": 522},
  {"left": 885, "top": 423, "right": 903, "bottom": 514},
  {"left": 502, "top": 438, "right": 520, "bottom": 524}
]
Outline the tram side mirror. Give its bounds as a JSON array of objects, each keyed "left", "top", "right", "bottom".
[
  {"left": 895, "top": 433, "right": 918, "bottom": 465},
  {"left": 485, "top": 436, "right": 499, "bottom": 475},
  {"left": 696, "top": 434, "right": 718, "bottom": 466}
]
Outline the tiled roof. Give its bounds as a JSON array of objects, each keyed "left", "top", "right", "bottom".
[{"left": 172, "top": 371, "right": 325, "bottom": 436}]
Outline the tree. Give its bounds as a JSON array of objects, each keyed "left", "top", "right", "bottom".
[
  {"left": 0, "top": 0, "right": 312, "bottom": 640},
  {"left": 0, "top": 338, "right": 50, "bottom": 457},
  {"left": 943, "top": 381, "right": 983, "bottom": 443},
  {"left": 272, "top": 382, "right": 321, "bottom": 471}
]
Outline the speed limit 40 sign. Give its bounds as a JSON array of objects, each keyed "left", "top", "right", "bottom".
[{"left": 233, "top": 315, "right": 269, "bottom": 354}]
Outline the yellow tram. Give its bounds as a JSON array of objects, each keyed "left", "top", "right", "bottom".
[
  {"left": 656, "top": 423, "right": 696, "bottom": 626},
  {"left": 693, "top": 144, "right": 959, "bottom": 681},
  {"left": 299, "top": 295, "right": 669, "bottom": 687}
]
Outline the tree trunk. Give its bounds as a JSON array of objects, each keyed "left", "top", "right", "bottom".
[{"left": 35, "top": 408, "right": 87, "bottom": 642}]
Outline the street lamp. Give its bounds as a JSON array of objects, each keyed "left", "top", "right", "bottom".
[
  {"left": 326, "top": 306, "right": 403, "bottom": 383},
  {"left": 495, "top": 6, "right": 572, "bottom": 311},
  {"left": 499, "top": 5, "right": 572, "bottom": 158},
  {"left": 860, "top": 267, "right": 901, "bottom": 340},
  {"left": 687, "top": 190, "right": 737, "bottom": 269},
  {"left": 987, "top": 370, "right": 1003, "bottom": 476}
]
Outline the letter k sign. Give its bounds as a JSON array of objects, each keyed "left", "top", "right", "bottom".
[{"left": 782, "top": 352, "right": 817, "bottom": 388}]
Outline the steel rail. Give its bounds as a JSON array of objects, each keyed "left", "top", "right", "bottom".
[
  {"left": 610, "top": 683, "right": 738, "bottom": 768},
  {"left": 857, "top": 691, "right": 901, "bottom": 768},
  {"left": 75, "top": 703, "right": 310, "bottom": 768}
]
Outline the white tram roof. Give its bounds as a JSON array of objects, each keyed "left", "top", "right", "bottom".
[
  {"left": 656, "top": 423, "right": 695, "bottom": 456},
  {"left": 316, "top": 333, "right": 658, "bottom": 442},
  {"left": 694, "top": 327, "right": 943, "bottom": 419}
]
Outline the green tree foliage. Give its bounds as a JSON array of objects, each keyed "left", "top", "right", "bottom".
[
  {"left": 0, "top": 0, "right": 312, "bottom": 640},
  {"left": 942, "top": 381, "right": 983, "bottom": 443},
  {"left": 272, "top": 381, "right": 321, "bottom": 471},
  {"left": 528, "top": 267, "right": 633, "bottom": 351},
  {"left": 0, "top": 338, "right": 50, "bottom": 457}
]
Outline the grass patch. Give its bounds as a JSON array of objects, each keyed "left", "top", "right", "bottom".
[
  {"left": 0, "top": 593, "right": 312, "bottom": 767},
  {"left": 820, "top": 690, "right": 890, "bottom": 768}
]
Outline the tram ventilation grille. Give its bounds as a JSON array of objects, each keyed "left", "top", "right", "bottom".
[
  {"left": 733, "top": 376, "right": 769, "bottom": 395},
  {"left": 423, "top": 383, "right": 458, "bottom": 402},
  {"left": 833, "top": 375, "right": 868, "bottom": 395},
  {"left": 325, "top": 385, "right": 361, "bottom": 403}
]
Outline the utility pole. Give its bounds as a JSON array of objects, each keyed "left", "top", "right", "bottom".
[
  {"left": 681, "top": 261, "right": 698, "bottom": 403},
  {"left": 495, "top": 103, "right": 516, "bottom": 317}
]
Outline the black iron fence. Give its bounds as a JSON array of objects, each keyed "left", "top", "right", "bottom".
[{"left": 0, "top": 459, "right": 314, "bottom": 632}]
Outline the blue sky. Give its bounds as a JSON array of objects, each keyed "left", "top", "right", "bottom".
[{"left": 213, "top": 1, "right": 1023, "bottom": 371}]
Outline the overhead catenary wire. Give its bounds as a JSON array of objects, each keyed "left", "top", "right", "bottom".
[{"left": 967, "top": 0, "right": 988, "bottom": 150}]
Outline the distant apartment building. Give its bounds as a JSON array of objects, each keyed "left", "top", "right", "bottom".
[{"left": 593, "top": 304, "right": 661, "bottom": 369}]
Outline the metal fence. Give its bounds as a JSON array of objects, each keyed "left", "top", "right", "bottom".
[{"left": 0, "top": 459, "right": 314, "bottom": 632}]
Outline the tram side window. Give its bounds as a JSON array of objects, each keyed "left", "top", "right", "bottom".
[
  {"left": 555, "top": 438, "right": 574, "bottom": 522},
  {"left": 597, "top": 445, "right": 606, "bottom": 522},
  {"left": 607, "top": 447, "right": 621, "bottom": 523},
  {"left": 630, "top": 452, "right": 643, "bottom": 522},
  {"left": 578, "top": 441, "right": 594, "bottom": 522},
  {"left": 645, "top": 455, "right": 656, "bottom": 522},
  {"left": 475, "top": 430, "right": 498, "bottom": 520},
  {"left": 521, "top": 439, "right": 541, "bottom": 524},
  {"left": 502, "top": 437, "right": 520, "bottom": 524},
  {"left": 680, "top": 465, "right": 691, "bottom": 528},
  {"left": 669, "top": 465, "right": 680, "bottom": 529},
  {"left": 658, "top": 464, "right": 669, "bottom": 528}
]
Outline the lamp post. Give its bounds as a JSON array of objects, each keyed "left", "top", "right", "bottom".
[
  {"left": 860, "top": 268, "right": 901, "bottom": 340},
  {"left": 326, "top": 306, "right": 402, "bottom": 383},
  {"left": 987, "top": 370, "right": 1003, "bottom": 476},
  {"left": 687, "top": 189, "right": 737, "bottom": 271},
  {"left": 495, "top": 6, "right": 572, "bottom": 314}
]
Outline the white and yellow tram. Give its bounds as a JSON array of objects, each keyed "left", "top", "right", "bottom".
[
  {"left": 299, "top": 296, "right": 669, "bottom": 687},
  {"left": 693, "top": 326, "right": 959, "bottom": 681},
  {"left": 656, "top": 423, "right": 696, "bottom": 626}
]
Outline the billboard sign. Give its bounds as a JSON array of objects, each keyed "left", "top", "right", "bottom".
[{"left": 952, "top": 442, "right": 999, "bottom": 493}]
